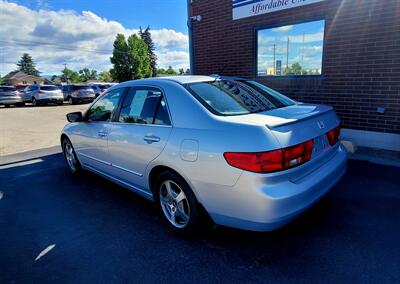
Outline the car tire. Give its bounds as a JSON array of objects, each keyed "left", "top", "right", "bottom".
[
  {"left": 16, "top": 102, "right": 25, "bottom": 107},
  {"left": 57, "top": 101, "right": 63, "bottom": 106},
  {"left": 154, "top": 170, "right": 201, "bottom": 234},
  {"left": 4, "top": 104, "right": 10, "bottom": 108},
  {"left": 32, "top": 97, "right": 38, "bottom": 106},
  {"left": 62, "top": 137, "right": 82, "bottom": 174},
  {"left": 68, "top": 97, "right": 74, "bottom": 105}
]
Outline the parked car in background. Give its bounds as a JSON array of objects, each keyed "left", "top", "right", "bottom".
[
  {"left": 87, "top": 83, "right": 109, "bottom": 98},
  {"left": 0, "top": 86, "right": 24, "bottom": 107},
  {"left": 22, "top": 85, "right": 63, "bottom": 106},
  {"left": 61, "top": 76, "right": 347, "bottom": 234},
  {"left": 62, "top": 85, "right": 96, "bottom": 104}
]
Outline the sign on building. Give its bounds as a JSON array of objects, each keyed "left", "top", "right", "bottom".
[{"left": 232, "top": 0, "right": 325, "bottom": 20}]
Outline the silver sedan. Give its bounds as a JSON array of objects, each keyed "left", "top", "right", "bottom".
[{"left": 61, "top": 76, "right": 347, "bottom": 233}]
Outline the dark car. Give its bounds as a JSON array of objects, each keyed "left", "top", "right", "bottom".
[
  {"left": 0, "top": 86, "right": 24, "bottom": 107},
  {"left": 62, "top": 85, "right": 96, "bottom": 104},
  {"left": 88, "top": 83, "right": 110, "bottom": 98}
]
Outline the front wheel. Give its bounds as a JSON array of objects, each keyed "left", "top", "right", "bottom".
[
  {"left": 68, "top": 97, "right": 74, "bottom": 105},
  {"left": 154, "top": 171, "right": 201, "bottom": 234},
  {"left": 32, "top": 97, "right": 38, "bottom": 106},
  {"left": 62, "top": 138, "right": 82, "bottom": 174}
]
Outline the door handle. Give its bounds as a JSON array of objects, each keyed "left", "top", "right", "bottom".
[
  {"left": 98, "top": 131, "right": 107, "bottom": 137},
  {"left": 144, "top": 135, "right": 160, "bottom": 143}
]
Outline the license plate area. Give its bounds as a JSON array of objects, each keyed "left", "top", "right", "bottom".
[{"left": 312, "top": 134, "right": 329, "bottom": 157}]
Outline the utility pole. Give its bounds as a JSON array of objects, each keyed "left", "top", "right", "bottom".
[
  {"left": 286, "top": 37, "right": 289, "bottom": 74},
  {"left": 273, "top": 44, "right": 276, "bottom": 75}
]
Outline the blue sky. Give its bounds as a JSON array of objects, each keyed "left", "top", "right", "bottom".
[
  {"left": 13, "top": 0, "right": 188, "bottom": 33},
  {"left": 0, "top": 0, "right": 190, "bottom": 74}
]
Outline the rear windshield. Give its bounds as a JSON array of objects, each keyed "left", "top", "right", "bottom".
[
  {"left": 15, "top": 85, "right": 27, "bottom": 91},
  {"left": 73, "top": 86, "right": 92, "bottom": 91},
  {"left": 40, "top": 86, "right": 59, "bottom": 91},
  {"left": 0, "top": 86, "right": 16, "bottom": 92},
  {"left": 184, "top": 80, "right": 296, "bottom": 116}
]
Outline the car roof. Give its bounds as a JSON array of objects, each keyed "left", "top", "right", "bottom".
[{"left": 155, "top": 75, "right": 216, "bottom": 84}]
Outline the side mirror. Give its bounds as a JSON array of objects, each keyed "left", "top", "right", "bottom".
[{"left": 66, "top": 112, "right": 83, "bottom": 123}]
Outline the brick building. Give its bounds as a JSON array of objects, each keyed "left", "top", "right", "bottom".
[{"left": 188, "top": 0, "right": 400, "bottom": 151}]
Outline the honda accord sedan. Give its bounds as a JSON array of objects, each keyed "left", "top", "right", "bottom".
[{"left": 61, "top": 76, "right": 347, "bottom": 233}]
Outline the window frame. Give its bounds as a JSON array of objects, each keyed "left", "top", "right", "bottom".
[
  {"left": 253, "top": 17, "right": 327, "bottom": 79},
  {"left": 113, "top": 85, "right": 173, "bottom": 127},
  {"left": 84, "top": 87, "right": 128, "bottom": 123}
]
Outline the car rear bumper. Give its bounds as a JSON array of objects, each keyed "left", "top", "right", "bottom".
[
  {"left": 0, "top": 97, "right": 22, "bottom": 105},
  {"left": 199, "top": 144, "right": 348, "bottom": 231},
  {"left": 38, "top": 98, "right": 64, "bottom": 104},
  {"left": 71, "top": 97, "right": 95, "bottom": 103}
]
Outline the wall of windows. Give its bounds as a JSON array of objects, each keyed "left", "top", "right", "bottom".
[{"left": 257, "top": 20, "right": 325, "bottom": 77}]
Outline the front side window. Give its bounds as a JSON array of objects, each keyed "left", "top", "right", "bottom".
[
  {"left": 257, "top": 20, "right": 325, "bottom": 76},
  {"left": 118, "top": 87, "right": 171, "bottom": 125},
  {"left": 185, "top": 79, "right": 295, "bottom": 116},
  {"left": 86, "top": 88, "right": 124, "bottom": 122}
]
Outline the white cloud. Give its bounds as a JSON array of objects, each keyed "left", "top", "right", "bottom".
[
  {"left": 272, "top": 25, "right": 293, "bottom": 33},
  {"left": 0, "top": 1, "right": 189, "bottom": 75}
]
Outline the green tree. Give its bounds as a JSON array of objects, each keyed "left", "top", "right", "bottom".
[
  {"left": 0, "top": 74, "right": 4, "bottom": 85},
  {"left": 110, "top": 34, "right": 131, "bottom": 82},
  {"left": 127, "top": 34, "right": 152, "bottom": 79},
  {"left": 61, "top": 67, "right": 82, "bottom": 83},
  {"left": 166, "top": 66, "right": 177, "bottom": 75},
  {"left": 79, "top": 68, "right": 97, "bottom": 82},
  {"left": 185, "top": 68, "right": 191, "bottom": 75},
  {"left": 110, "top": 33, "right": 151, "bottom": 82},
  {"left": 16, "top": 53, "right": 40, "bottom": 76},
  {"left": 178, "top": 68, "right": 185, "bottom": 75},
  {"left": 139, "top": 26, "right": 157, "bottom": 77},
  {"left": 99, "top": 70, "right": 113, "bottom": 82}
]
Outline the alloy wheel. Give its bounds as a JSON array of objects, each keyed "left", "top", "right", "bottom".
[
  {"left": 159, "top": 180, "right": 190, "bottom": 228},
  {"left": 64, "top": 142, "right": 77, "bottom": 172}
]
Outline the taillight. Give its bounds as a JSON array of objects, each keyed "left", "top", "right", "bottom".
[
  {"left": 224, "top": 139, "right": 314, "bottom": 174},
  {"left": 326, "top": 126, "right": 340, "bottom": 145}
]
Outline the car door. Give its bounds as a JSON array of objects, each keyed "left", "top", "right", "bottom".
[
  {"left": 22, "top": 85, "right": 34, "bottom": 102},
  {"left": 72, "top": 87, "right": 126, "bottom": 174},
  {"left": 107, "top": 86, "right": 173, "bottom": 191}
]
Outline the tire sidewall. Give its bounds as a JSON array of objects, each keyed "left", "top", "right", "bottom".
[{"left": 154, "top": 170, "right": 200, "bottom": 234}]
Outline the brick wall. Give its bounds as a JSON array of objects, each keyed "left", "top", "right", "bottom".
[{"left": 191, "top": 0, "right": 400, "bottom": 133}]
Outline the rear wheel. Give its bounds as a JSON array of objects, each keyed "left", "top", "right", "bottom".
[
  {"left": 154, "top": 170, "right": 201, "bottom": 234},
  {"left": 32, "top": 97, "right": 38, "bottom": 106},
  {"left": 68, "top": 97, "right": 74, "bottom": 105},
  {"left": 16, "top": 102, "right": 25, "bottom": 107},
  {"left": 4, "top": 104, "right": 10, "bottom": 108},
  {"left": 62, "top": 138, "right": 82, "bottom": 174}
]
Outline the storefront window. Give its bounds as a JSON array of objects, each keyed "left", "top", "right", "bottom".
[{"left": 257, "top": 20, "right": 325, "bottom": 77}]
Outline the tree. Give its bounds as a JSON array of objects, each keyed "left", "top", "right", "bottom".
[
  {"left": 185, "top": 68, "right": 191, "bottom": 75},
  {"left": 139, "top": 26, "right": 157, "bottom": 77},
  {"left": 16, "top": 53, "right": 40, "bottom": 76},
  {"left": 110, "top": 33, "right": 151, "bottom": 82},
  {"left": 79, "top": 68, "right": 97, "bottom": 82},
  {"left": 61, "top": 67, "right": 82, "bottom": 83},
  {"left": 178, "top": 68, "right": 185, "bottom": 75},
  {"left": 0, "top": 74, "right": 3, "bottom": 85},
  {"left": 99, "top": 70, "right": 113, "bottom": 82},
  {"left": 166, "top": 66, "right": 177, "bottom": 75}
]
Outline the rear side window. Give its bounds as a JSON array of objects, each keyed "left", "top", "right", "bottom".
[
  {"left": 40, "top": 86, "right": 59, "bottom": 91},
  {"left": 185, "top": 79, "right": 296, "bottom": 116},
  {"left": 118, "top": 87, "right": 171, "bottom": 125}
]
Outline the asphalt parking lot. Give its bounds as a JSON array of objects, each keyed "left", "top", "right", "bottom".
[
  {"left": 0, "top": 149, "right": 399, "bottom": 283},
  {"left": 0, "top": 103, "right": 87, "bottom": 156}
]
